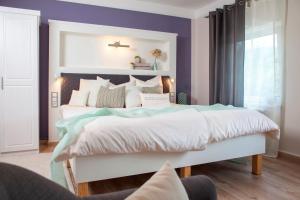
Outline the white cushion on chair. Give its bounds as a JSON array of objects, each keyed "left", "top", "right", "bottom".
[{"left": 126, "top": 161, "right": 189, "bottom": 200}]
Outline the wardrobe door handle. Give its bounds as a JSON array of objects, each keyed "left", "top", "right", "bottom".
[{"left": 1, "top": 77, "right": 3, "bottom": 90}]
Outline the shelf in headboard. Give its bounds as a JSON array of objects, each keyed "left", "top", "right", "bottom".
[{"left": 58, "top": 67, "right": 174, "bottom": 77}]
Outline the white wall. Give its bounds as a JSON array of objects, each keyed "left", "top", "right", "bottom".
[
  {"left": 191, "top": 17, "right": 210, "bottom": 105},
  {"left": 280, "top": 0, "right": 300, "bottom": 157},
  {"left": 61, "top": 33, "right": 169, "bottom": 70}
]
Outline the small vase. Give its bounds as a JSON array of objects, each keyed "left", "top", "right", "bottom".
[{"left": 152, "top": 58, "right": 158, "bottom": 70}]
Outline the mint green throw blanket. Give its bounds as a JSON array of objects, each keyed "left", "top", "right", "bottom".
[{"left": 51, "top": 104, "right": 236, "bottom": 187}]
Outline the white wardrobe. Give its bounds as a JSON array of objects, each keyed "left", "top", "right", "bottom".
[{"left": 0, "top": 7, "right": 40, "bottom": 153}]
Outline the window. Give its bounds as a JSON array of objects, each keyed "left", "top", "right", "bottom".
[{"left": 244, "top": 33, "right": 282, "bottom": 111}]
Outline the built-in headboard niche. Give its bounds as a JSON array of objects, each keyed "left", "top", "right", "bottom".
[
  {"left": 48, "top": 20, "right": 177, "bottom": 141},
  {"left": 49, "top": 20, "right": 177, "bottom": 77}
]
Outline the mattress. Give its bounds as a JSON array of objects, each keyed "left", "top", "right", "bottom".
[
  {"left": 60, "top": 104, "right": 180, "bottom": 120},
  {"left": 60, "top": 105, "right": 99, "bottom": 119}
]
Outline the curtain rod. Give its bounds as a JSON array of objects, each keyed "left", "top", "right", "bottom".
[{"left": 204, "top": 0, "right": 257, "bottom": 18}]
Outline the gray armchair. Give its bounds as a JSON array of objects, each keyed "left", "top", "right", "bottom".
[{"left": 0, "top": 163, "right": 217, "bottom": 200}]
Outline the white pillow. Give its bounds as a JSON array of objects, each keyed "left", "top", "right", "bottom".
[
  {"left": 126, "top": 161, "right": 189, "bottom": 200},
  {"left": 96, "top": 76, "right": 110, "bottom": 82},
  {"left": 126, "top": 86, "right": 142, "bottom": 108},
  {"left": 79, "top": 79, "right": 109, "bottom": 91},
  {"left": 140, "top": 93, "right": 170, "bottom": 108},
  {"left": 88, "top": 87, "right": 102, "bottom": 107},
  {"left": 69, "top": 90, "right": 89, "bottom": 106},
  {"left": 79, "top": 79, "right": 109, "bottom": 107},
  {"left": 130, "top": 75, "right": 163, "bottom": 87},
  {"left": 109, "top": 81, "right": 136, "bottom": 89}
]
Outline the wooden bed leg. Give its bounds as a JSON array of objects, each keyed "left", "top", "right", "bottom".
[
  {"left": 66, "top": 160, "right": 90, "bottom": 197},
  {"left": 180, "top": 166, "right": 191, "bottom": 178},
  {"left": 67, "top": 160, "right": 71, "bottom": 168},
  {"left": 252, "top": 155, "right": 263, "bottom": 175},
  {"left": 77, "top": 182, "right": 90, "bottom": 197}
]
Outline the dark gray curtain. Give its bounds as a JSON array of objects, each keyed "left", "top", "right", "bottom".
[{"left": 209, "top": 0, "right": 245, "bottom": 107}]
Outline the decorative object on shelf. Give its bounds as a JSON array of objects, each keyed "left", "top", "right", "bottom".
[
  {"left": 108, "top": 41, "right": 130, "bottom": 48},
  {"left": 131, "top": 55, "right": 152, "bottom": 70},
  {"left": 134, "top": 55, "right": 142, "bottom": 64},
  {"left": 178, "top": 92, "right": 187, "bottom": 105},
  {"left": 151, "top": 49, "right": 162, "bottom": 70}
]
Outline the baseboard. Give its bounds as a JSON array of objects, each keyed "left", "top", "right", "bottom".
[
  {"left": 39, "top": 140, "right": 48, "bottom": 145},
  {"left": 278, "top": 151, "right": 300, "bottom": 164},
  {"left": 40, "top": 140, "right": 58, "bottom": 145},
  {"left": 0, "top": 150, "right": 39, "bottom": 156}
]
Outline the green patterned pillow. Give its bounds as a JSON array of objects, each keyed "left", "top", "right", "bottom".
[
  {"left": 96, "top": 86, "right": 125, "bottom": 108},
  {"left": 178, "top": 92, "right": 187, "bottom": 105}
]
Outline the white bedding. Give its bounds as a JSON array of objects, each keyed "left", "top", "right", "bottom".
[
  {"left": 57, "top": 106, "right": 279, "bottom": 161},
  {"left": 60, "top": 104, "right": 180, "bottom": 119},
  {"left": 60, "top": 105, "right": 99, "bottom": 119}
]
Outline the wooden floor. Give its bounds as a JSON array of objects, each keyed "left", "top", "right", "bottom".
[{"left": 41, "top": 144, "right": 300, "bottom": 200}]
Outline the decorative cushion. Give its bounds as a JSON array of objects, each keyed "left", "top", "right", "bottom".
[
  {"left": 177, "top": 92, "right": 188, "bottom": 105},
  {"left": 79, "top": 79, "right": 110, "bottom": 107},
  {"left": 130, "top": 75, "right": 163, "bottom": 87},
  {"left": 109, "top": 81, "right": 136, "bottom": 89},
  {"left": 106, "top": 81, "right": 141, "bottom": 108},
  {"left": 88, "top": 87, "right": 102, "bottom": 107},
  {"left": 69, "top": 90, "right": 89, "bottom": 106},
  {"left": 140, "top": 93, "right": 171, "bottom": 107},
  {"left": 142, "top": 85, "right": 163, "bottom": 94},
  {"left": 126, "top": 86, "right": 142, "bottom": 108},
  {"left": 96, "top": 86, "right": 125, "bottom": 108},
  {"left": 126, "top": 161, "right": 189, "bottom": 200},
  {"left": 96, "top": 76, "right": 110, "bottom": 82}
]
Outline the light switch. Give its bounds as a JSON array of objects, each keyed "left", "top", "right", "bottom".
[{"left": 51, "top": 92, "right": 59, "bottom": 108}]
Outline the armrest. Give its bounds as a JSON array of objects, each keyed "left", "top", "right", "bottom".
[
  {"left": 86, "top": 175, "right": 217, "bottom": 200},
  {"left": 0, "top": 163, "right": 216, "bottom": 200},
  {"left": 85, "top": 189, "right": 135, "bottom": 200},
  {"left": 182, "top": 175, "right": 217, "bottom": 200}
]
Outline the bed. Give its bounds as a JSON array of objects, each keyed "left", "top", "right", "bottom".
[{"left": 55, "top": 73, "right": 278, "bottom": 197}]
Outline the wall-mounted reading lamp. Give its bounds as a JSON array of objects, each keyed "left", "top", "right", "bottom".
[{"left": 108, "top": 41, "right": 130, "bottom": 48}]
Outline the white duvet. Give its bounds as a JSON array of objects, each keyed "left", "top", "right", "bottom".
[{"left": 59, "top": 108, "right": 279, "bottom": 160}]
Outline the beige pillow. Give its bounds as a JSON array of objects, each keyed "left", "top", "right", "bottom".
[
  {"left": 142, "top": 85, "right": 163, "bottom": 94},
  {"left": 126, "top": 162, "right": 189, "bottom": 200},
  {"left": 96, "top": 86, "right": 125, "bottom": 108}
]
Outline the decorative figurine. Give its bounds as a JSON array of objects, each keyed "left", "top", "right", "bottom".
[
  {"left": 131, "top": 55, "right": 151, "bottom": 70},
  {"left": 134, "top": 55, "right": 142, "bottom": 64}
]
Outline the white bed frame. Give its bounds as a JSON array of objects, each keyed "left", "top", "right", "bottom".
[{"left": 66, "top": 134, "right": 265, "bottom": 196}]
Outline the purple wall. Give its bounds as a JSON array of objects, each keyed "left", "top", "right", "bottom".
[{"left": 0, "top": 0, "right": 191, "bottom": 140}]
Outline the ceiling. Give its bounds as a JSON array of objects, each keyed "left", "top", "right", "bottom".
[
  {"left": 136, "top": 0, "right": 217, "bottom": 9},
  {"left": 59, "top": 0, "right": 234, "bottom": 19}
]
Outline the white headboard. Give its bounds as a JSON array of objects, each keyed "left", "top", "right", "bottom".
[{"left": 48, "top": 20, "right": 177, "bottom": 142}]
